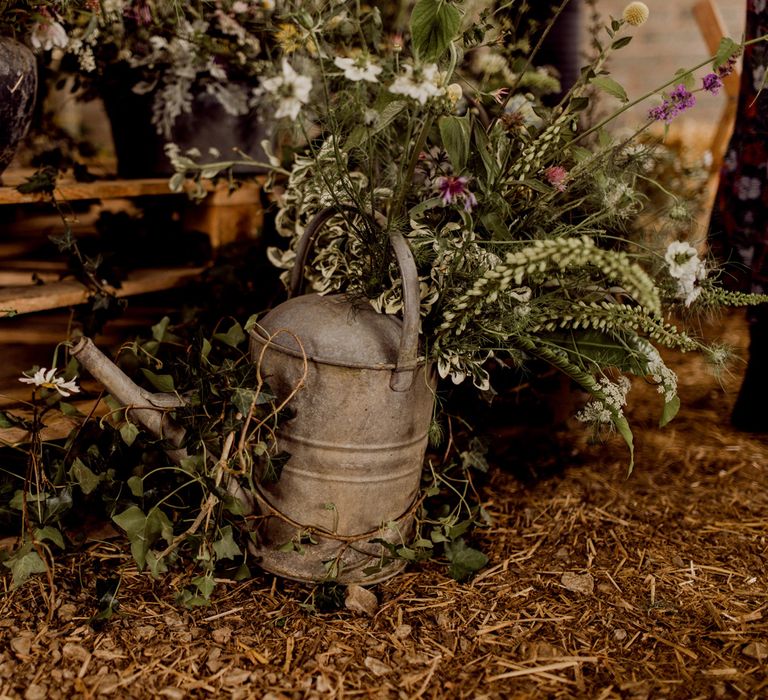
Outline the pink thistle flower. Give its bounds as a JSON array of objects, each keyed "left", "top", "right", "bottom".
[
  {"left": 544, "top": 165, "right": 569, "bottom": 192},
  {"left": 435, "top": 176, "right": 478, "bottom": 211},
  {"left": 389, "top": 33, "right": 403, "bottom": 53}
]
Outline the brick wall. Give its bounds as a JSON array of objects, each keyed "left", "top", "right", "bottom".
[{"left": 588, "top": 0, "right": 746, "bottom": 129}]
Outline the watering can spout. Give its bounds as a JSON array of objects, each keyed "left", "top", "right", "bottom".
[
  {"left": 71, "top": 336, "right": 255, "bottom": 514},
  {"left": 70, "top": 336, "right": 186, "bottom": 452}
]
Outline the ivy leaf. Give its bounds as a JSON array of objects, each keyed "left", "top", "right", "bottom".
[
  {"left": 119, "top": 421, "right": 140, "bottom": 447},
  {"left": 213, "top": 322, "right": 245, "bottom": 348},
  {"left": 410, "top": 0, "right": 461, "bottom": 61},
  {"left": 591, "top": 76, "right": 628, "bottom": 103},
  {"left": 151, "top": 316, "right": 171, "bottom": 342},
  {"left": 212, "top": 525, "right": 242, "bottom": 561},
  {"left": 409, "top": 197, "right": 444, "bottom": 219},
  {"left": 112, "top": 506, "right": 173, "bottom": 570},
  {"left": 201, "top": 338, "right": 212, "bottom": 362},
  {"left": 127, "top": 475, "right": 144, "bottom": 497},
  {"left": 444, "top": 539, "right": 488, "bottom": 581},
  {"left": 3, "top": 545, "right": 48, "bottom": 588},
  {"left": 192, "top": 572, "right": 216, "bottom": 599},
  {"left": 140, "top": 368, "right": 175, "bottom": 393},
  {"left": 69, "top": 458, "right": 103, "bottom": 495},
  {"left": 34, "top": 525, "right": 65, "bottom": 549},
  {"left": 231, "top": 388, "right": 258, "bottom": 416}
]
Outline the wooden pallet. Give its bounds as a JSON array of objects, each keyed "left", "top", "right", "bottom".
[{"left": 0, "top": 171, "right": 266, "bottom": 440}]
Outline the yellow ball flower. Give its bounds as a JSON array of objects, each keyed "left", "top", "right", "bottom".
[{"left": 622, "top": 2, "right": 650, "bottom": 26}]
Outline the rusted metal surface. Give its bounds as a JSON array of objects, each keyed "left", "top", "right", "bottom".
[{"left": 249, "top": 209, "right": 435, "bottom": 583}]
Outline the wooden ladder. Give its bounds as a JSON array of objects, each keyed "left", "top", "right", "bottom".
[{"left": 691, "top": 0, "right": 741, "bottom": 225}]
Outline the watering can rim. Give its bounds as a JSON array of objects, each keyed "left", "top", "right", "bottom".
[{"left": 249, "top": 325, "right": 426, "bottom": 373}]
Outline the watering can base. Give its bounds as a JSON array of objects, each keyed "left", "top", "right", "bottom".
[
  {"left": 248, "top": 517, "right": 413, "bottom": 585},
  {"left": 250, "top": 545, "right": 408, "bottom": 585}
]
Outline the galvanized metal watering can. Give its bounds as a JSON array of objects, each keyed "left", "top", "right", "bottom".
[
  {"left": 249, "top": 207, "right": 436, "bottom": 583},
  {"left": 69, "top": 208, "right": 435, "bottom": 584}
]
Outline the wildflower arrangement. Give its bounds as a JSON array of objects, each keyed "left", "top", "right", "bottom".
[
  {"left": 60, "top": 0, "right": 278, "bottom": 139},
  {"left": 168, "top": 0, "right": 766, "bottom": 473},
  {"left": 0, "top": 1, "right": 91, "bottom": 50}
]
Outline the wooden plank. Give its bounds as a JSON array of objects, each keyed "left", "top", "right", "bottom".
[
  {"left": 0, "top": 171, "right": 268, "bottom": 206},
  {"left": 691, "top": 0, "right": 740, "bottom": 98},
  {"left": 0, "top": 176, "right": 175, "bottom": 205},
  {"left": 0, "top": 266, "right": 207, "bottom": 316}
]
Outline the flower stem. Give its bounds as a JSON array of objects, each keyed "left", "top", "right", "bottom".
[{"left": 573, "top": 32, "right": 768, "bottom": 145}]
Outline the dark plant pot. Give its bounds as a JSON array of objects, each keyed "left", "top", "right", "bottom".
[
  {"left": 100, "top": 65, "right": 270, "bottom": 179},
  {"left": 0, "top": 37, "right": 38, "bottom": 179},
  {"left": 539, "top": 0, "right": 584, "bottom": 102}
]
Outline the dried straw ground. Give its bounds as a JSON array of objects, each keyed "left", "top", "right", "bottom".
[{"left": 1, "top": 311, "right": 766, "bottom": 700}]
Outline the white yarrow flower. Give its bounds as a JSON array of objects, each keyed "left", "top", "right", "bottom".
[
  {"left": 389, "top": 63, "right": 445, "bottom": 104},
  {"left": 665, "top": 241, "right": 707, "bottom": 306},
  {"left": 334, "top": 56, "right": 382, "bottom": 83},
  {"left": 19, "top": 368, "right": 81, "bottom": 397},
  {"left": 261, "top": 59, "right": 313, "bottom": 120}
]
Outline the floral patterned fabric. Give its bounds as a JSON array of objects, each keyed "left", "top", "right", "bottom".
[{"left": 710, "top": 0, "right": 768, "bottom": 294}]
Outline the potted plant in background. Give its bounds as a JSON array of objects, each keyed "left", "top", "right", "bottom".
[
  {"left": 61, "top": 0, "right": 278, "bottom": 177},
  {"left": 0, "top": 1, "right": 90, "bottom": 178}
]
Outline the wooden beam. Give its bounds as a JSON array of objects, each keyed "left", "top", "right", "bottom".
[{"left": 0, "top": 266, "right": 207, "bottom": 316}]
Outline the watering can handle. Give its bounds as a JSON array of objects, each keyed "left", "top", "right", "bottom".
[{"left": 289, "top": 207, "right": 421, "bottom": 392}]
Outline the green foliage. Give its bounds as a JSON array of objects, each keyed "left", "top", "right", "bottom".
[{"left": 410, "top": 0, "right": 461, "bottom": 61}]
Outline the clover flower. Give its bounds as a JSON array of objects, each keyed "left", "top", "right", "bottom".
[
  {"left": 334, "top": 56, "right": 382, "bottom": 83},
  {"left": 389, "top": 63, "right": 445, "bottom": 104},
  {"left": 622, "top": 2, "right": 649, "bottom": 26},
  {"left": 435, "top": 176, "right": 477, "bottom": 211},
  {"left": 544, "top": 165, "right": 569, "bottom": 192},
  {"left": 261, "top": 59, "right": 313, "bottom": 120},
  {"left": 19, "top": 368, "right": 81, "bottom": 397},
  {"left": 648, "top": 84, "right": 696, "bottom": 124}
]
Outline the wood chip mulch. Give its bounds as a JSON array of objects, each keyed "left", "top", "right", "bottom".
[{"left": 1, "top": 311, "right": 766, "bottom": 700}]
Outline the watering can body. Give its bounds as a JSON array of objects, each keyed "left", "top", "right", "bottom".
[{"left": 248, "top": 212, "right": 436, "bottom": 583}]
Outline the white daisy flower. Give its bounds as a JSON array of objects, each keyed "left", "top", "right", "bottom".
[
  {"left": 333, "top": 56, "right": 382, "bottom": 83},
  {"left": 19, "top": 368, "right": 81, "bottom": 397},
  {"left": 261, "top": 59, "right": 313, "bottom": 120},
  {"left": 389, "top": 63, "right": 445, "bottom": 104}
]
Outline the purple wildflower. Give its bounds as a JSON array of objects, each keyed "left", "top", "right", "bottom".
[
  {"left": 702, "top": 72, "right": 723, "bottom": 95},
  {"left": 648, "top": 84, "right": 696, "bottom": 124},
  {"left": 435, "top": 176, "right": 478, "bottom": 211}
]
